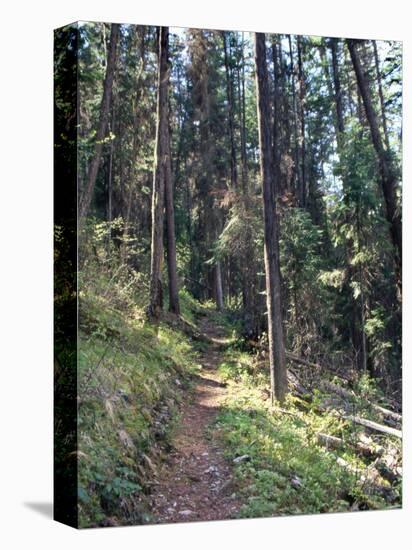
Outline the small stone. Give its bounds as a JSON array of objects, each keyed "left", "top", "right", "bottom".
[
  {"left": 204, "top": 465, "right": 218, "bottom": 474},
  {"left": 291, "top": 475, "right": 303, "bottom": 489},
  {"left": 179, "top": 510, "right": 193, "bottom": 516},
  {"left": 233, "top": 454, "right": 251, "bottom": 464},
  {"left": 175, "top": 378, "right": 182, "bottom": 386}
]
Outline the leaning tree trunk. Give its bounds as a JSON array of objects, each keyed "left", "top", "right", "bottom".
[
  {"left": 79, "top": 23, "right": 119, "bottom": 225},
  {"left": 148, "top": 27, "right": 170, "bottom": 319},
  {"left": 254, "top": 32, "right": 288, "bottom": 404},
  {"left": 347, "top": 39, "right": 402, "bottom": 294}
]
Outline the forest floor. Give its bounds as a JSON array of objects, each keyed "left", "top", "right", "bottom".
[
  {"left": 78, "top": 277, "right": 402, "bottom": 528},
  {"left": 149, "top": 317, "right": 243, "bottom": 523}
]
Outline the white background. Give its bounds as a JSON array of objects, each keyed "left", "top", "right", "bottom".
[{"left": 0, "top": 0, "right": 409, "bottom": 548}]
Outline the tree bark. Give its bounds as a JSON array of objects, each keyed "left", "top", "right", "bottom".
[
  {"left": 297, "top": 36, "right": 307, "bottom": 208},
  {"left": 330, "top": 38, "right": 345, "bottom": 136},
  {"left": 79, "top": 23, "right": 120, "bottom": 224},
  {"left": 148, "top": 27, "right": 170, "bottom": 319},
  {"left": 347, "top": 39, "right": 402, "bottom": 291},
  {"left": 288, "top": 35, "right": 301, "bottom": 203},
  {"left": 240, "top": 32, "right": 248, "bottom": 193},
  {"left": 271, "top": 38, "right": 282, "bottom": 196},
  {"left": 222, "top": 31, "right": 238, "bottom": 190},
  {"left": 165, "top": 125, "right": 180, "bottom": 314},
  {"left": 215, "top": 261, "right": 224, "bottom": 311},
  {"left": 163, "top": 28, "right": 180, "bottom": 315},
  {"left": 254, "top": 33, "right": 288, "bottom": 403},
  {"left": 372, "top": 40, "right": 390, "bottom": 151}
]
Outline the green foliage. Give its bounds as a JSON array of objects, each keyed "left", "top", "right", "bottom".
[
  {"left": 214, "top": 355, "right": 399, "bottom": 518},
  {"left": 353, "top": 372, "right": 384, "bottom": 403},
  {"left": 77, "top": 250, "right": 200, "bottom": 527},
  {"left": 279, "top": 207, "right": 339, "bottom": 355}
]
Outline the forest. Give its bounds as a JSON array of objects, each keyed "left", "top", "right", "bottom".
[{"left": 54, "top": 22, "right": 402, "bottom": 528}]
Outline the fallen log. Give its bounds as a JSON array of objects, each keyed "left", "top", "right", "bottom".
[
  {"left": 287, "top": 369, "right": 310, "bottom": 398},
  {"left": 335, "top": 457, "right": 398, "bottom": 503},
  {"left": 285, "top": 353, "right": 355, "bottom": 380},
  {"left": 343, "top": 415, "right": 402, "bottom": 439},
  {"left": 374, "top": 458, "right": 401, "bottom": 484},
  {"left": 249, "top": 341, "right": 323, "bottom": 370},
  {"left": 286, "top": 352, "right": 322, "bottom": 369},
  {"left": 316, "top": 432, "right": 383, "bottom": 458},
  {"left": 256, "top": 347, "right": 402, "bottom": 428},
  {"left": 372, "top": 405, "right": 402, "bottom": 425},
  {"left": 372, "top": 446, "right": 402, "bottom": 484},
  {"left": 321, "top": 381, "right": 402, "bottom": 428}
]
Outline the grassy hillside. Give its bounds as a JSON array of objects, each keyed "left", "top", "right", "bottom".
[
  {"left": 77, "top": 264, "right": 203, "bottom": 527},
  {"left": 76, "top": 260, "right": 401, "bottom": 527},
  {"left": 214, "top": 348, "right": 402, "bottom": 517}
]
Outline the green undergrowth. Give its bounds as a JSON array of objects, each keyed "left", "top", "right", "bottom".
[
  {"left": 215, "top": 350, "right": 401, "bottom": 518},
  {"left": 77, "top": 265, "right": 201, "bottom": 528},
  {"left": 178, "top": 287, "right": 211, "bottom": 326}
]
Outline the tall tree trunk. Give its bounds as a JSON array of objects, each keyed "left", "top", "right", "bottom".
[
  {"left": 347, "top": 39, "right": 402, "bottom": 293},
  {"left": 372, "top": 40, "right": 390, "bottom": 151},
  {"left": 330, "top": 38, "right": 345, "bottom": 136},
  {"left": 254, "top": 33, "right": 287, "bottom": 404},
  {"left": 222, "top": 31, "right": 238, "bottom": 190},
  {"left": 272, "top": 38, "right": 282, "bottom": 196},
  {"left": 288, "top": 35, "right": 301, "bottom": 202},
  {"left": 107, "top": 120, "right": 114, "bottom": 246},
  {"left": 165, "top": 129, "right": 180, "bottom": 314},
  {"left": 297, "top": 36, "right": 307, "bottom": 208},
  {"left": 215, "top": 261, "right": 224, "bottom": 311},
  {"left": 237, "top": 32, "right": 258, "bottom": 335},
  {"left": 240, "top": 32, "right": 248, "bottom": 193},
  {"left": 278, "top": 41, "right": 293, "bottom": 193},
  {"left": 148, "top": 27, "right": 170, "bottom": 319},
  {"left": 79, "top": 23, "right": 119, "bottom": 224},
  {"left": 163, "top": 29, "right": 180, "bottom": 315}
]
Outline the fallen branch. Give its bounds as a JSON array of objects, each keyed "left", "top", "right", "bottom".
[{"left": 343, "top": 415, "right": 402, "bottom": 439}]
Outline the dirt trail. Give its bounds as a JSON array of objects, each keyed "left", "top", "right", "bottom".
[{"left": 149, "top": 317, "right": 243, "bottom": 523}]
